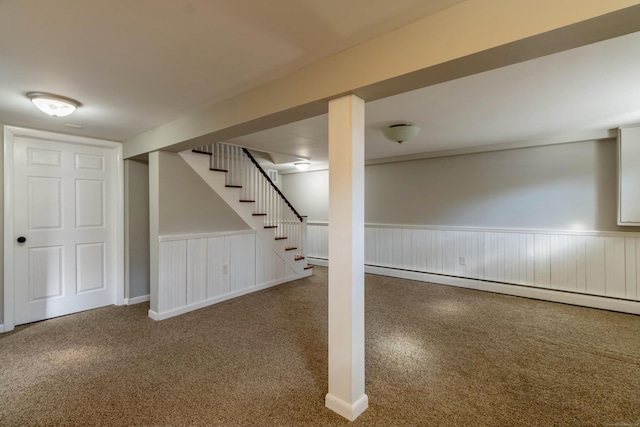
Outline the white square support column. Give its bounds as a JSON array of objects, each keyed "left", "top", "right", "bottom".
[{"left": 325, "top": 94, "right": 368, "bottom": 421}]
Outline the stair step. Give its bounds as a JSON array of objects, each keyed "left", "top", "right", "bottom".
[
  {"left": 252, "top": 213, "right": 267, "bottom": 216},
  {"left": 264, "top": 225, "right": 278, "bottom": 229},
  {"left": 225, "top": 185, "right": 242, "bottom": 188},
  {"left": 295, "top": 256, "right": 305, "bottom": 261},
  {"left": 304, "top": 264, "right": 314, "bottom": 270},
  {"left": 210, "top": 168, "right": 228, "bottom": 172},
  {"left": 275, "top": 237, "right": 287, "bottom": 240},
  {"left": 285, "top": 247, "right": 297, "bottom": 251},
  {"left": 193, "top": 149, "right": 212, "bottom": 155},
  {"left": 239, "top": 200, "right": 255, "bottom": 203}
]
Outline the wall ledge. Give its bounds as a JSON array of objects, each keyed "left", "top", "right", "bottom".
[
  {"left": 159, "top": 229, "right": 255, "bottom": 242},
  {"left": 307, "top": 222, "right": 640, "bottom": 238}
]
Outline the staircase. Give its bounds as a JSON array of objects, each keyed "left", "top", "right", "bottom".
[{"left": 180, "top": 142, "right": 313, "bottom": 276}]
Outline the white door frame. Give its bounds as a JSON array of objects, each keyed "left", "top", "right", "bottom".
[{"left": 3, "top": 126, "right": 125, "bottom": 332}]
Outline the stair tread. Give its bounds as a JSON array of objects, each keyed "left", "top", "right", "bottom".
[
  {"left": 295, "top": 256, "right": 305, "bottom": 261},
  {"left": 285, "top": 247, "right": 297, "bottom": 251},
  {"left": 304, "top": 264, "right": 314, "bottom": 270},
  {"left": 275, "top": 237, "right": 287, "bottom": 240},
  {"left": 239, "top": 200, "right": 255, "bottom": 203},
  {"left": 225, "top": 185, "right": 242, "bottom": 188},
  {"left": 264, "top": 225, "right": 278, "bottom": 229},
  {"left": 210, "top": 168, "right": 228, "bottom": 172},
  {"left": 193, "top": 150, "right": 212, "bottom": 155},
  {"left": 252, "top": 213, "right": 267, "bottom": 216}
]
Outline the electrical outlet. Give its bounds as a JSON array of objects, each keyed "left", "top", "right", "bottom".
[
  {"left": 459, "top": 257, "right": 466, "bottom": 266},
  {"left": 223, "top": 264, "right": 228, "bottom": 274}
]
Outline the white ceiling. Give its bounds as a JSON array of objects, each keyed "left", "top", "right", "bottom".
[
  {"left": 2, "top": 1, "right": 639, "bottom": 171},
  {"left": 0, "top": 0, "right": 464, "bottom": 141},
  {"left": 230, "top": 30, "right": 640, "bottom": 172}
]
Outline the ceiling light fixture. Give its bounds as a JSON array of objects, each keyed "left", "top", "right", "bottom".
[
  {"left": 27, "top": 92, "right": 80, "bottom": 117},
  {"left": 382, "top": 123, "right": 420, "bottom": 144},
  {"left": 294, "top": 161, "right": 311, "bottom": 171}
]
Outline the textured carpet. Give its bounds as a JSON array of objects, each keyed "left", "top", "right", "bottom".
[{"left": 1, "top": 267, "right": 639, "bottom": 426}]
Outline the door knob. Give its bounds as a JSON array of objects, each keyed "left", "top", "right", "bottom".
[{"left": 17, "top": 236, "right": 26, "bottom": 243}]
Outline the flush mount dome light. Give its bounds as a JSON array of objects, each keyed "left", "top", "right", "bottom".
[
  {"left": 294, "top": 161, "right": 311, "bottom": 171},
  {"left": 27, "top": 92, "right": 80, "bottom": 117},
  {"left": 382, "top": 123, "right": 420, "bottom": 144}
]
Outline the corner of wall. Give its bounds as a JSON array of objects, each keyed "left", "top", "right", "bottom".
[
  {"left": 148, "top": 152, "right": 160, "bottom": 314},
  {"left": 0, "top": 124, "right": 5, "bottom": 325}
]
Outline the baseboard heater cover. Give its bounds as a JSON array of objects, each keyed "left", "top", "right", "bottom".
[{"left": 307, "top": 257, "right": 640, "bottom": 315}]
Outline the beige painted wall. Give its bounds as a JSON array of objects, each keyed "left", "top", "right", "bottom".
[
  {"left": 282, "top": 139, "right": 627, "bottom": 232},
  {"left": 158, "top": 152, "right": 249, "bottom": 235},
  {"left": 125, "top": 160, "right": 150, "bottom": 299},
  {"left": 281, "top": 168, "right": 329, "bottom": 223}
]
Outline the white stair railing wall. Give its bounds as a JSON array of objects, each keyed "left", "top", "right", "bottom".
[{"left": 194, "top": 142, "right": 306, "bottom": 260}]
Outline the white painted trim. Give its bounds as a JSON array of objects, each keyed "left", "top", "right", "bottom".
[
  {"left": 325, "top": 393, "right": 369, "bottom": 422},
  {"left": 618, "top": 124, "right": 640, "bottom": 226},
  {"left": 125, "top": 294, "right": 150, "bottom": 305},
  {"left": 159, "top": 229, "right": 256, "bottom": 242},
  {"left": 366, "top": 265, "right": 640, "bottom": 315},
  {"left": 3, "top": 127, "right": 16, "bottom": 332},
  {"left": 148, "top": 273, "right": 309, "bottom": 321},
  {"left": 310, "top": 259, "right": 640, "bottom": 314},
  {"left": 124, "top": 160, "right": 131, "bottom": 304},
  {"left": 3, "top": 126, "right": 121, "bottom": 148},
  {"left": 115, "top": 144, "right": 125, "bottom": 306},
  {"left": 308, "top": 257, "right": 328, "bottom": 267},
  {"left": 307, "top": 221, "right": 640, "bottom": 238},
  {"left": 0, "top": 324, "right": 4, "bottom": 333},
  {"left": 3, "top": 126, "right": 124, "bottom": 332}
]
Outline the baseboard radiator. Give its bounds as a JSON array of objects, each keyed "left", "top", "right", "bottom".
[{"left": 307, "top": 223, "right": 640, "bottom": 314}]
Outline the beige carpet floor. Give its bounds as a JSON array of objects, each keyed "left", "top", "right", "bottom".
[{"left": 1, "top": 267, "right": 639, "bottom": 426}]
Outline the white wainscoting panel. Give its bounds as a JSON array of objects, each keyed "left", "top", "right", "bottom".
[
  {"left": 187, "top": 239, "right": 208, "bottom": 305},
  {"left": 256, "top": 236, "right": 284, "bottom": 284},
  {"left": 308, "top": 225, "right": 329, "bottom": 262},
  {"left": 207, "top": 236, "right": 229, "bottom": 298},
  {"left": 158, "top": 240, "right": 187, "bottom": 313},
  {"left": 230, "top": 233, "right": 256, "bottom": 292},
  {"left": 308, "top": 223, "right": 640, "bottom": 303},
  {"left": 156, "top": 230, "right": 308, "bottom": 320}
]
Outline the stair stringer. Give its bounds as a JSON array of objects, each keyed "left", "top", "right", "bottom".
[{"left": 180, "top": 151, "right": 309, "bottom": 277}]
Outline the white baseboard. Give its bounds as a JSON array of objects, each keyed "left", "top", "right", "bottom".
[
  {"left": 0, "top": 324, "right": 4, "bottom": 333},
  {"left": 308, "top": 257, "right": 328, "bottom": 267},
  {"left": 325, "top": 393, "right": 369, "bottom": 421},
  {"left": 125, "top": 294, "right": 150, "bottom": 305},
  {"left": 149, "top": 272, "right": 311, "bottom": 321},
  {"left": 368, "top": 265, "right": 640, "bottom": 315},
  {"left": 309, "top": 258, "right": 640, "bottom": 315}
]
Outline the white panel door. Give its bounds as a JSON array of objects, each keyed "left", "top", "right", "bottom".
[{"left": 13, "top": 136, "right": 117, "bottom": 325}]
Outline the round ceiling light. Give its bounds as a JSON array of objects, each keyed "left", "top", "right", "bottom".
[
  {"left": 382, "top": 123, "right": 420, "bottom": 144},
  {"left": 27, "top": 92, "right": 81, "bottom": 117},
  {"left": 294, "top": 161, "right": 311, "bottom": 171}
]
